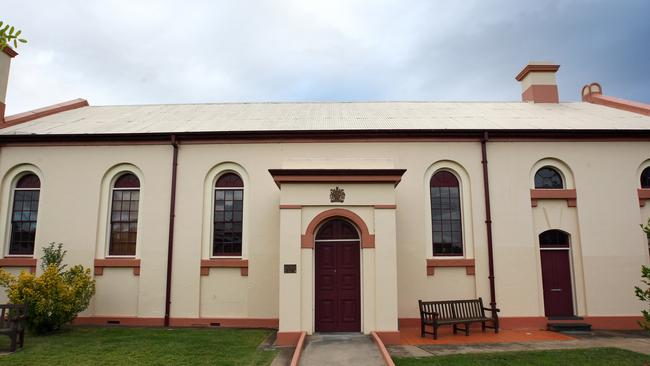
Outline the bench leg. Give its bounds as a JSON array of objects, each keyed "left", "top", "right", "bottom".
[
  {"left": 482, "top": 321, "right": 486, "bottom": 332},
  {"left": 9, "top": 333, "right": 17, "bottom": 353},
  {"left": 465, "top": 323, "right": 470, "bottom": 336},
  {"left": 433, "top": 325, "right": 438, "bottom": 340},
  {"left": 420, "top": 320, "right": 425, "bottom": 337},
  {"left": 19, "top": 329, "right": 25, "bottom": 348},
  {"left": 452, "top": 324, "right": 457, "bottom": 335}
]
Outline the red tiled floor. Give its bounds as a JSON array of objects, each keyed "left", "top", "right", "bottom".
[{"left": 400, "top": 326, "right": 574, "bottom": 345}]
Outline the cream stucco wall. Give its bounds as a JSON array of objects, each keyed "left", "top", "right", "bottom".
[{"left": 0, "top": 140, "right": 648, "bottom": 328}]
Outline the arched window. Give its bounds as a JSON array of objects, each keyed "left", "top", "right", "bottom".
[
  {"left": 213, "top": 173, "right": 244, "bottom": 256},
  {"left": 641, "top": 167, "right": 650, "bottom": 188},
  {"left": 430, "top": 171, "right": 463, "bottom": 256},
  {"left": 9, "top": 173, "right": 41, "bottom": 255},
  {"left": 109, "top": 173, "right": 140, "bottom": 256},
  {"left": 539, "top": 229, "right": 570, "bottom": 248},
  {"left": 534, "top": 167, "right": 564, "bottom": 189}
]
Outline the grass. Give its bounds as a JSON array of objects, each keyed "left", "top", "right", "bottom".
[
  {"left": 393, "top": 347, "right": 650, "bottom": 366},
  {"left": 0, "top": 326, "right": 277, "bottom": 366}
]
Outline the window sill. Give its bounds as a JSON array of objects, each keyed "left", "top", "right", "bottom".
[
  {"left": 426, "top": 258, "right": 475, "bottom": 276},
  {"left": 94, "top": 258, "right": 141, "bottom": 276},
  {"left": 530, "top": 189, "right": 577, "bottom": 207},
  {"left": 639, "top": 189, "right": 650, "bottom": 207},
  {"left": 0, "top": 257, "right": 37, "bottom": 273},
  {"left": 201, "top": 258, "right": 248, "bottom": 276}
]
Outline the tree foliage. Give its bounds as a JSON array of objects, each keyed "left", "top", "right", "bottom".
[
  {"left": 637, "top": 218, "right": 650, "bottom": 331},
  {"left": 0, "top": 243, "right": 95, "bottom": 334},
  {"left": 0, "top": 20, "right": 27, "bottom": 50}
]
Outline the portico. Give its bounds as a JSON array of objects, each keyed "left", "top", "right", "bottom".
[{"left": 270, "top": 167, "right": 405, "bottom": 345}]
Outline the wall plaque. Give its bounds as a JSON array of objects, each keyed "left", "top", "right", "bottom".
[
  {"left": 284, "top": 264, "right": 297, "bottom": 274},
  {"left": 330, "top": 186, "right": 346, "bottom": 203}
]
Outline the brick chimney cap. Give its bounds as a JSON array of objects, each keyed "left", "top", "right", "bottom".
[
  {"left": 1, "top": 46, "right": 18, "bottom": 58},
  {"left": 515, "top": 63, "right": 560, "bottom": 81}
]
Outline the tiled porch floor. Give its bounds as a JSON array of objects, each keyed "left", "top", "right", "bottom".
[{"left": 399, "top": 326, "right": 574, "bottom": 345}]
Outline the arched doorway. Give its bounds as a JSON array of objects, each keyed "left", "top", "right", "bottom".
[
  {"left": 314, "top": 218, "right": 361, "bottom": 332},
  {"left": 539, "top": 230, "right": 575, "bottom": 317}
]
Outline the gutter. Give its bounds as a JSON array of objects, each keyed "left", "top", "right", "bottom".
[
  {"left": 480, "top": 132, "right": 497, "bottom": 310},
  {"left": 164, "top": 134, "right": 179, "bottom": 327}
]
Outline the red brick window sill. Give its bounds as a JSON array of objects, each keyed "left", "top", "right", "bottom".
[
  {"left": 0, "top": 257, "right": 37, "bottom": 273},
  {"left": 638, "top": 189, "right": 650, "bottom": 207},
  {"left": 530, "top": 189, "right": 577, "bottom": 207},
  {"left": 201, "top": 259, "right": 248, "bottom": 276},
  {"left": 94, "top": 258, "right": 141, "bottom": 276},
  {"left": 426, "top": 258, "right": 475, "bottom": 276}
]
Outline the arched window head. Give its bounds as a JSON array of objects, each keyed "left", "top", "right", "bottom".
[
  {"left": 109, "top": 173, "right": 140, "bottom": 256},
  {"left": 535, "top": 167, "right": 564, "bottom": 189},
  {"left": 213, "top": 173, "right": 244, "bottom": 256},
  {"left": 316, "top": 219, "right": 360, "bottom": 241},
  {"left": 9, "top": 173, "right": 41, "bottom": 255},
  {"left": 641, "top": 167, "right": 650, "bottom": 189},
  {"left": 539, "top": 229, "right": 570, "bottom": 248},
  {"left": 215, "top": 173, "right": 243, "bottom": 188},
  {"left": 430, "top": 171, "right": 463, "bottom": 256}
]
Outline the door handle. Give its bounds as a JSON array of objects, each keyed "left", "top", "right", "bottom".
[{"left": 550, "top": 288, "right": 562, "bottom": 292}]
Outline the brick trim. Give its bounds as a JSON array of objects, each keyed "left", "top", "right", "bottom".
[
  {"left": 583, "top": 84, "right": 650, "bottom": 117},
  {"left": 2, "top": 99, "right": 89, "bottom": 128},
  {"left": 200, "top": 258, "right": 248, "bottom": 276},
  {"left": 268, "top": 169, "right": 406, "bottom": 188},
  {"left": 73, "top": 316, "right": 278, "bottom": 328},
  {"left": 301, "top": 208, "right": 375, "bottom": 248},
  {"left": 371, "top": 332, "right": 397, "bottom": 365},
  {"left": 276, "top": 331, "right": 304, "bottom": 346},
  {"left": 289, "top": 332, "right": 307, "bottom": 366},
  {"left": 515, "top": 64, "right": 560, "bottom": 81},
  {"left": 638, "top": 188, "right": 650, "bottom": 207},
  {"left": 0, "top": 257, "right": 37, "bottom": 273},
  {"left": 521, "top": 84, "right": 559, "bottom": 103},
  {"left": 1, "top": 46, "right": 17, "bottom": 58},
  {"left": 94, "top": 258, "right": 141, "bottom": 276},
  {"left": 426, "top": 258, "right": 475, "bottom": 276},
  {"left": 530, "top": 189, "right": 577, "bottom": 207},
  {"left": 400, "top": 316, "right": 643, "bottom": 330}
]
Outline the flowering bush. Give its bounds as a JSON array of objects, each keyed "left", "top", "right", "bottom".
[
  {"left": 638, "top": 219, "right": 650, "bottom": 331},
  {"left": 0, "top": 243, "right": 95, "bottom": 334}
]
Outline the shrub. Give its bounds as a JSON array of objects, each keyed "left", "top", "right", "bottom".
[
  {"left": 637, "top": 219, "right": 650, "bottom": 331},
  {"left": 0, "top": 243, "right": 95, "bottom": 334}
]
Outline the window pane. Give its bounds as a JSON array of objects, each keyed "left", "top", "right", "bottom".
[
  {"left": 431, "top": 172, "right": 463, "bottom": 256},
  {"left": 9, "top": 187, "right": 40, "bottom": 255},
  {"left": 534, "top": 167, "right": 563, "bottom": 189},
  {"left": 109, "top": 188, "right": 139, "bottom": 256},
  {"left": 213, "top": 188, "right": 243, "bottom": 256}
]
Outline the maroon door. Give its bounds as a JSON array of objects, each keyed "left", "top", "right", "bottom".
[
  {"left": 540, "top": 250, "right": 574, "bottom": 317},
  {"left": 315, "top": 219, "right": 361, "bottom": 332}
]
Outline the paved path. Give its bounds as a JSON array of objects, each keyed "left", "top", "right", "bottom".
[
  {"left": 299, "top": 333, "right": 384, "bottom": 366},
  {"left": 389, "top": 330, "right": 650, "bottom": 358}
]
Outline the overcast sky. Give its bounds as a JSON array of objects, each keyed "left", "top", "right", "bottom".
[{"left": 4, "top": 0, "right": 650, "bottom": 114}]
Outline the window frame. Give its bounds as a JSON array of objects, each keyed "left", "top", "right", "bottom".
[
  {"left": 430, "top": 169, "right": 464, "bottom": 257},
  {"left": 534, "top": 166, "right": 565, "bottom": 189},
  {"left": 211, "top": 172, "right": 245, "bottom": 258},
  {"left": 106, "top": 172, "right": 141, "bottom": 258},
  {"left": 6, "top": 173, "right": 41, "bottom": 257},
  {"left": 641, "top": 166, "right": 650, "bottom": 189}
]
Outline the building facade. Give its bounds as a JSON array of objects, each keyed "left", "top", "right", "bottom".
[{"left": 0, "top": 48, "right": 649, "bottom": 345}]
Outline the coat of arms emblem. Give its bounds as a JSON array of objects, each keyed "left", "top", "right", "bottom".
[{"left": 330, "top": 186, "right": 345, "bottom": 203}]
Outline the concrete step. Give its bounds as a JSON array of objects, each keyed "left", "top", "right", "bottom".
[{"left": 547, "top": 322, "right": 592, "bottom": 332}]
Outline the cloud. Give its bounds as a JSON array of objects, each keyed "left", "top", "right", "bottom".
[{"left": 4, "top": 0, "right": 650, "bottom": 114}]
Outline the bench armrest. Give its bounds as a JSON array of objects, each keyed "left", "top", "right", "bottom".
[{"left": 483, "top": 307, "right": 500, "bottom": 313}]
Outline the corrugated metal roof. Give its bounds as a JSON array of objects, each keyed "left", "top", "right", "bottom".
[{"left": 1, "top": 101, "right": 650, "bottom": 135}]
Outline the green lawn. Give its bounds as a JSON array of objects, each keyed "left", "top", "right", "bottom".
[
  {"left": 393, "top": 347, "right": 650, "bottom": 366},
  {"left": 0, "top": 327, "right": 276, "bottom": 366}
]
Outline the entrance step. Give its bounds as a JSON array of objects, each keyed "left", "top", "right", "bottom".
[
  {"left": 547, "top": 322, "right": 592, "bottom": 332},
  {"left": 547, "top": 316, "right": 584, "bottom": 321}
]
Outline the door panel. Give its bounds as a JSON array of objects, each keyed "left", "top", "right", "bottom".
[
  {"left": 540, "top": 249, "right": 574, "bottom": 317},
  {"left": 315, "top": 240, "right": 361, "bottom": 332}
]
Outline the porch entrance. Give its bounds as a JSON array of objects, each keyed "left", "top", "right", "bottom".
[{"left": 314, "top": 218, "right": 361, "bottom": 332}]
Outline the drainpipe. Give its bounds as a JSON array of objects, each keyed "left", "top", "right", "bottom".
[
  {"left": 480, "top": 132, "right": 497, "bottom": 310},
  {"left": 164, "top": 134, "right": 179, "bottom": 327}
]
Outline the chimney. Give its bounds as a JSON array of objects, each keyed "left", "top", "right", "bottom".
[
  {"left": 0, "top": 46, "right": 18, "bottom": 122},
  {"left": 515, "top": 61, "right": 560, "bottom": 103}
]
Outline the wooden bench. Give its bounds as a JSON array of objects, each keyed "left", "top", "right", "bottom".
[
  {"left": 418, "top": 298, "right": 499, "bottom": 339},
  {"left": 0, "top": 304, "right": 28, "bottom": 352}
]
